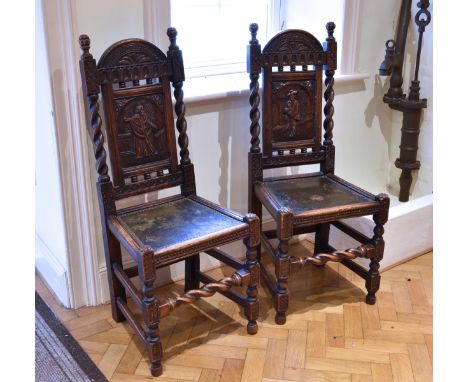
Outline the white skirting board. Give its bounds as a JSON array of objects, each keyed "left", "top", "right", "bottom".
[
  {"left": 324, "top": 193, "right": 433, "bottom": 270},
  {"left": 35, "top": 234, "right": 71, "bottom": 307}
]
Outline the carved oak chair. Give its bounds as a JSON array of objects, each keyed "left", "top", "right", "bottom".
[
  {"left": 247, "top": 23, "right": 390, "bottom": 325},
  {"left": 79, "top": 29, "right": 260, "bottom": 377}
]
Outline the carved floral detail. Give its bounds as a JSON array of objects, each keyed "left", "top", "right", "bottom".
[
  {"left": 99, "top": 42, "right": 167, "bottom": 69},
  {"left": 276, "top": 40, "right": 309, "bottom": 52},
  {"left": 263, "top": 32, "right": 323, "bottom": 54}
]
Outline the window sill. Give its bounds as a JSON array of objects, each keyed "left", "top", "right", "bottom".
[{"left": 182, "top": 72, "right": 370, "bottom": 104}]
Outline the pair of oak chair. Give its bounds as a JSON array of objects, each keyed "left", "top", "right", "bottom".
[{"left": 79, "top": 23, "right": 389, "bottom": 377}]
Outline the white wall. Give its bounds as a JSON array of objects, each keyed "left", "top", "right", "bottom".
[
  {"left": 35, "top": 0, "right": 70, "bottom": 306},
  {"left": 74, "top": 0, "right": 148, "bottom": 300},
  {"left": 73, "top": 0, "right": 432, "bottom": 301},
  {"left": 75, "top": 0, "right": 145, "bottom": 58},
  {"left": 282, "top": 0, "right": 399, "bottom": 195},
  {"left": 283, "top": 0, "right": 344, "bottom": 73}
]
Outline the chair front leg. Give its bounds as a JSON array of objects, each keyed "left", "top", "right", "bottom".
[
  {"left": 366, "top": 194, "right": 390, "bottom": 305},
  {"left": 243, "top": 214, "right": 260, "bottom": 335},
  {"left": 274, "top": 208, "right": 293, "bottom": 325},
  {"left": 274, "top": 238, "right": 290, "bottom": 325},
  {"left": 139, "top": 250, "right": 163, "bottom": 377}
]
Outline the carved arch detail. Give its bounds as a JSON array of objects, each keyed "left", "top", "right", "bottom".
[
  {"left": 262, "top": 30, "right": 323, "bottom": 54},
  {"left": 98, "top": 38, "right": 167, "bottom": 69}
]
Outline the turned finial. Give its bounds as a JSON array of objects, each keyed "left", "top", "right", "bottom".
[
  {"left": 326, "top": 22, "right": 335, "bottom": 38},
  {"left": 167, "top": 27, "right": 178, "bottom": 49},
  {"left": 79, "top": 34, "right": 91, "bottom": 56},
  {"left": 249, "top": 23, "right": 258, "bottom": 44}
]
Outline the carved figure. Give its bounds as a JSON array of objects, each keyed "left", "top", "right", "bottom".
[
  {"left": 124, "top": 105, "right": 161, "bottom": 157},
  {"left": 283, "top": 89, "right": 301, "bottom": 137}
]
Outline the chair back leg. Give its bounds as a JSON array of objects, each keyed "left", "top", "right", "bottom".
[
  {"left": 314, "top": 223, "right": 331, "bottom": 257},
  {"left": 185, "top": 254, "right": 200, "bottom": 291}
]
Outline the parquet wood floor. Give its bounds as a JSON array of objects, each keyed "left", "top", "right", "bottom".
[{"left": 36, "top": 241, "right": 433, "bottom": 382}]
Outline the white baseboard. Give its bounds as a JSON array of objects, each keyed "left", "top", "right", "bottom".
[{"left": 35, "top": 234, "right": 70, "bottom": 307}]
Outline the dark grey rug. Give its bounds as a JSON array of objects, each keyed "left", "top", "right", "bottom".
[{"left": 35, "top": 292, "right": 108, "bottom": 382}]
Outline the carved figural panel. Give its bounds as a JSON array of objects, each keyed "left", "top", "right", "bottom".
[
  {"left": 113, "top": 93, "right": 169, "bottom": 169},
  {"left": 271, "top": 78, "right": 317, "bottom": 149}
]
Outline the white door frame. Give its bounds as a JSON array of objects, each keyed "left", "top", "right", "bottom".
[{"left": 40, "top": 0, "right": 101, "bottom": 308}]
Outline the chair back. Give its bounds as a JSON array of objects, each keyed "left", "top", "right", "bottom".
[
  {"left": 247, "top": 23, "right": 337, "bottom": 172},
  {"left": 79, "top": 29, "right": 194, "bottom": 201}
]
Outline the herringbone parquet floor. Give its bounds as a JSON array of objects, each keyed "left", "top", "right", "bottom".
[{"left": 36, "top": 240, "right": 433, "bottom": 382}]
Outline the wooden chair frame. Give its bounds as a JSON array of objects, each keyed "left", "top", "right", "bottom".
[
  {"left": 79, "top": 29, "right": 260, "bottom": 377},
  {"left": 247, "top": 23, "right": 390, "bottom": 325}
]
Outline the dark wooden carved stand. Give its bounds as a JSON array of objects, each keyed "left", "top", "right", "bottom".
[{"left": 380, "top": 0, "right": 431, "bottom": 202}]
